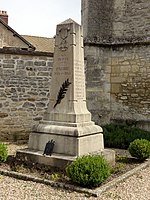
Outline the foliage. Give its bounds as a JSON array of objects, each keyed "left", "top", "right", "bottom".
[
  {"left": 43, "top": 172, "right": 62, "bottom": 181},
  {"left": 102, "top": 123, "right": 150, "bottom": 149},
  {"left": 128, "top": 139, "right": 150, "bottom": 161},
  {"left": 111, "top": 163, "right": 125, "bottom": 174},
  {"left": 0, "top": 143, "right": 8, "bottom": 162},
  {"left": 54, "top": 78, "right": 71, "bottom": 108},
  {"left": 66, "top": 155, "right": 110, "bottom": 188},
  {"left": 50, "top": 173, "right": 62, "bottom": 181}
]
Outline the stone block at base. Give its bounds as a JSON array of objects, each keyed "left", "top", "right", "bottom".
[
  {"left": 101, "top": 149, "right": 115, "bottom": 166},
  {"left": 28, "top": 131, "right": 104, "bottom": 156},
  {"left": 16, "top": 148, "right": 115, "bottom": 169},
  {"left": 16, "top": 149, "right": 75, "bottom": 169}
]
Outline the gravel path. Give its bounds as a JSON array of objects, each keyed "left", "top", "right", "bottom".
[
  {"left": 0, "top": 143, "right": 149, "bottom": 200},
  {"left": 0, "top": 166, "right": 150, "bottom": 200}
]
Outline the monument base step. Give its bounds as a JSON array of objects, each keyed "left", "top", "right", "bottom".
[
  {"left": 16, "top": 148, "right": 115, "bottom": 169},
  {"left": 28, "top": 131, "right": 104, "bottom": 156}
]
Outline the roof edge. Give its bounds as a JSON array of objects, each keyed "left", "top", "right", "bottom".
[
  {"left": 0, "top": 47, "right": 53, "bottom": 56},
  {"left": 0, "top": 18, "right": 36, "bottom": 50}
]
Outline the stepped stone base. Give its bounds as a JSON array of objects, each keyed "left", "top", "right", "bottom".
[
  {"left": 28, "top": 120, "right": 104, "bottom": 156},
  {"left": 28, "top": 132, "right": 104, "bottom": 157},
  {"left": 21, "top": 121, "right": 115, "bottom": 167},
  {"left": 16, "top": 148, "right": 115, "bottom": 169}
]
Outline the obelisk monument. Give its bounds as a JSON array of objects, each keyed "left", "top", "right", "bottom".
[{"left": 17, "top": 19, "right": 115, "bottom": 167}]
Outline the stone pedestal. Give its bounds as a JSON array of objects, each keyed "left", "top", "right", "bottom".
[
  {"left": 17, "top": 19, "right": 115, "bottom": 167},
  {"left": 28, "top": 121, "right": 103, "bottom": 156}
]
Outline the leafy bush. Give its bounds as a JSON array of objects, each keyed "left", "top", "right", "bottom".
[
  {"left": 103, "top": 123, "right": 150, "bottom": 149},
  {"left": 128, "top": 139, "right": 150, "bottom": 161},
  {"left": 66, "top": 155, "right": 110, "bottom": 188},
  {"left": 0, "top": 143, "right": 8, "bottom": 162}
]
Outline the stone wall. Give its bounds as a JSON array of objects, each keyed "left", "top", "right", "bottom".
[
  {"left": 85, "top": 45, "right": 111, "bottom": 125},
  {"left": 111, "top": 44, "right": 150, "bottom": 117},
  {"left": 85, "top": 43, "right": 150, "bottom": 128},
  {"left": 112, "top": 0, "right": 150, "bottom": 42},
  {"left": 82, "top": 0, "right": 150, "bottom": 44},
  {"left": 0, "top": 49, "right": 53, "bottom": 141},
  {"left": 82, "top": 0, "right": 150, "bottom": 130}
]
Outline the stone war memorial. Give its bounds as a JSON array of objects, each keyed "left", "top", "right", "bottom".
[{"left": 17, "top": 19, "right": 115, "bottom": 167}]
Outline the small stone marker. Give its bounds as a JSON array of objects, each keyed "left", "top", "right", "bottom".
[{"left": 19, "top": 19, "right": 115, "bottom": 167}]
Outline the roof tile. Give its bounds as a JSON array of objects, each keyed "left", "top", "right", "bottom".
[{"left": 22, "top": 35, "right": 55, "bottom": 53}]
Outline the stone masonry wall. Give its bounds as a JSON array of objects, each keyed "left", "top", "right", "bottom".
[
  {"left": 85, "top": 44, "right": 150, "bottom": 129},
  {"left": 82, "top": 0, "right": 150, "bottom": 130},
  {"left": 111, "top": 44, "right": 150, "bottom": 118},
  {"left": 85, "top": 45, "right": 112, "bottom": 125},
  {"left": 0, "top": 49, "right": 53, "bottom": 141},
  {"left": 82, "top": 0, "right": 150, "bottom": 44}
]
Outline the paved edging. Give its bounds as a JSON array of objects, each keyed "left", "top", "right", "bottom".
[{"left": 0, "top": 160, "right": 149, "bottom": 197}]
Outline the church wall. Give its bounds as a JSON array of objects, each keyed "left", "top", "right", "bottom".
[
  {"left": 82, "top": 0, "right": 150, "bottom": 130},
  {"left": 83, "top": 0, "right": 150, "bottom": 44},
  {"left": 85, "top": 44, "right": 150, "bottom": 129}
]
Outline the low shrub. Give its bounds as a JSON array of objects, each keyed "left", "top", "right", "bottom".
[
  {"left": 66, "top": 155, "right": 110, "bottom": 188},
  {"left": 0, "top": 143, "right": 8, "bottom": 162},
  {"left": 103, "top": 123, "right": 150, "bottom": 149},
  {"left": 128, "top": 139, "right": 150, "bottom": 161}
]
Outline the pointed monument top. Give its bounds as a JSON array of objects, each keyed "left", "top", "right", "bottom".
[{"left": 59, "top": 18, "right": 79, "bottom": 25}]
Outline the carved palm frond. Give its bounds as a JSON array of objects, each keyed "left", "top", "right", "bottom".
[{"left": 53, "top": 78, "right": 71, "bottom": 108}]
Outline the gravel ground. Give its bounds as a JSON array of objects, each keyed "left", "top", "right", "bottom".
[{"left": 0, "top": 143, "right": 149, "bottom": 200}]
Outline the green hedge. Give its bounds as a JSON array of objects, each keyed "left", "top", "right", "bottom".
[
  {"left": 103, "top": 124, "right": 150, "bottom": 149},
  {"left": 128, "top": 139, "right": 150, "bottom": 160},
  {"left": 0, "top": 143, "right": 8, "bottom": 162},
  {"left": 66, "top": 155, "right": 110, "bottom": 188}
]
